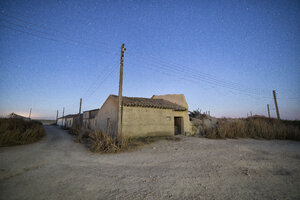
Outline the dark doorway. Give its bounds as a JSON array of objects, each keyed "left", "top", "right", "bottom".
[{"left": 174, "top": 117, "right": 183, "bottom": 135}]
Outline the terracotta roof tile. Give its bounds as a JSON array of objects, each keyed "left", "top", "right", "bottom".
[{"left": 111, "top": 95, "right": 186, "bottom": 111}]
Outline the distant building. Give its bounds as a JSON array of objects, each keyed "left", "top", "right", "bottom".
[
  {"left": 7, "top": 113, "right": 30, "bottom": 121},
  {"left": 57, "top": 114, "right": 82, "bottom": 128},
  {"left": 94, "top": 94, "right": 192, "bottom": 138},
  {"left": 57, "top": 117, "right": 65, "bottom": 127},
  {"left": 82, "top": 109, "right": 99, "bottom": 129}
]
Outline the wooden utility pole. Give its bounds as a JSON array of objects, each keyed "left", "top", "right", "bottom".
[
  {"left": 56, "top": 110, "right": 59, "bottom": 124},
  {"left": 273, "top": 90, "right": 280, "bottom": 120},
  {"left": 78, "top": 98, "right": 82, "bottom": 128},
  {"left": 29, "top": 108, "right": 32, "bottom": 119},
  {"left": 117, "top": 43, "right": 126, "bottom": 138},
  {"left": 267, "top": 104, "right": 270, "bottom": 119},
  {"left": 62, "top": 107, "right": 65, "bottom": 127}
]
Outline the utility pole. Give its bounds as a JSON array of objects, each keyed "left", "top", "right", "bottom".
[
  {"left": 267, "top": 104, "right": 270, "bottom": 119},
  {"left": 62, "top": 107, "right": 65, "bottom": 127},
  {"left": 78, "top": 98, "right": 82, "bottom": 128},
  {"left": 118, "top": 43, "right": 126, "bottom": 138},
  {"left": 250, "top": 111, "right": 252, "bottom": 117},
  {"left": 273, "top": 90, "right": 280, "bottom": 120},
  {"left": 29, "top": 108, "right": 32, "bottom": 119},
  {"left": 56, "top": 110, "right": 59, "bottom": 124}
]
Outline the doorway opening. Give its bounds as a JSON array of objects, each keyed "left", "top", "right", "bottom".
[{"left": 174, "top": 117, "right": 184, "bottom": 135}]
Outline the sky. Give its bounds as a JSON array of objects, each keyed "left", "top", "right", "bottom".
[{"left": 0, "top": 0, "right": 299, "bottom": 120}]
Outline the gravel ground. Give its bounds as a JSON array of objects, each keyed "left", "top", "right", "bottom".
[{"left": 0, "top": 125, "right": 300, "bottom": 200}]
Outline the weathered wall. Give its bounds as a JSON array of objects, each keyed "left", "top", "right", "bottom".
[
  {"left": 57, "top": 118, "right": 64, "bottom": 126},
  {"left": 89, "top": 118, "right": 95, "bottom": 129},
  {"left": 83, "top": 112, "right": 90, "bottom": 129},
  {"left": 82, "top": 119, "right": 89, "bottom": 129},
  {"left": 94, "top": 97, "right": 118, "bottom": 136},
  {"left": 83, "top": 112, "right": 93, "bottom": 129},
  {"left": 122, "top": 107, "right": 192, "bottom": 137},
  {"left": 123, "top": 107, "right": 170, "bottom": 137},
  {"left": 65, "top": 118, "right": 73, "bottom": 128},
  {"left": 83, "top": 110, "right": 99, "bottom": 129}
]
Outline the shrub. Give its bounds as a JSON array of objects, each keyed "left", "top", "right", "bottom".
[
  {"left": 89, "top": 131, "right": 123, "bottom": 153},
  {"left": 0, "top": 118, "right": 45, "bottom": 146}
]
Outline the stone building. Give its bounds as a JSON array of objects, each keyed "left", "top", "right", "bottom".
[
  {"left": 94, "top": 94, "right": 192, "bottom": 138},
  {"left": 57, "top": 114, "right": 81, "bottom": 128},
  {"left": 82, "top": 109, "right": 99, "bottom": 129}
]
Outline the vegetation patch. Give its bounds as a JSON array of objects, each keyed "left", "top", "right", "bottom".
[
  {"left": 69, "top": 129, "right": 181, "bottom": 153},
  {"left": 0, "top": 118, "right": 45, "bottom": 146},
  {"left": 192, "top": 115, "right": 300, "bottom": 140}
]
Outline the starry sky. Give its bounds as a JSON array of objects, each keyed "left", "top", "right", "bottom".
[{"left": 0, "top": 0, "right": 299, "bottom": 120}]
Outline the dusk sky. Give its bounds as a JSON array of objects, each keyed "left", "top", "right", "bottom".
[{"left": 0, "top": 0, "right": 299, "bottom": 120}]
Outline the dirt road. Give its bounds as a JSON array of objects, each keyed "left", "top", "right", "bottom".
[{"left": 1, "top": 126, "right": 300, "bottom": 200}]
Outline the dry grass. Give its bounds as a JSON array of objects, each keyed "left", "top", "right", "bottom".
[
  {"left": 71, "top": 129, "right": 181, "bottom": 153},
  {"left": 89, "top": 131, "right": 121, "bottom": 153},
  {"left": 202, "top": 116, "right": 300, "bottom": 140},
  {"left": 0, "top": 118, "right": 45, "bottom": 146}
]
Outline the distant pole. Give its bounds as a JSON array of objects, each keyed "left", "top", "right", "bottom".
[
  {"left": 273, "top": 90, "right": 280, "bottom": 120},
  {"left": 56, "top": 110, "right": 59, "bottom": 124},
  {"left": 118, "top": 43, "right": 126, "bottom": 138},
  {"left": 267, "top": 104, "right": 270, "bottom": 119},
  {"left": 29, "top": 108, "right": 32, "bottom": 119},
  {"left": 250, "top": 111, "right": 252, "bottom": 117},
  {"left": 62, "top": 107, "right": 65, "bottom": 127},
  {"left": 78, "top": 98, "right": 82, "bottom": 128}
]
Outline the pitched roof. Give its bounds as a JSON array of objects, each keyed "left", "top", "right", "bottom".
[
  {"left": 8, "top": 113, "right": 30, "bottom": 120},
  {"left": 110, "top": 95, "right": 187, "bottom": 111},
  {"left": 64, "top": 114, "right": 79, "bottom": 118},
  {"left": 58, "top": 113, "right": 83, "bottom": 119},
  {"left": 83, "top": 109, "right": 99, "bottom": 119},
  {"left": 83, "top": 109, "right": 99, "bottom": 113}
]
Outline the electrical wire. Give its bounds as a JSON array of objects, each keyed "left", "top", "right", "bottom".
[{"left": 0, "top": 13, "right": 119, "bottom": 52}]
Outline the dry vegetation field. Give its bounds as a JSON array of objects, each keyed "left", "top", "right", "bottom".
[
  {"left": 190, "top": 111, "right": 300, "bottom": 141},
  {"left": 0, "top": 118, "right": 45, "bottom": 146}
]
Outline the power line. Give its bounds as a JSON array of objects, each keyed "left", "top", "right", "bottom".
[
  {"left": 82, "top": 54, "right": 120, "bottom": 99},
  {"left": 128, "top": 53, "right": 264, "bottom": 95},
  {"left": 0, "top": 22, "right": 116, "bottom": 55},
  {"left": 0, "top": 13, "right": 119, "bottom": 52},
  {"left": 82, "top": 55, "right": 119, "bottom": 97},
  {"left": 129, "top": 54, "right": 272, "bottom": 98},
  {"left": 1, "top": 18, "right": 115, "bottom": 54},
  {"left": 143, "top": 61, "right": 273, "bottom": 100},
  {"left": 87, "top": 64, "right": 120, "bottom": 98},
  {"left": 130, "top": 51, "right": 268, "bottom": 95}
]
